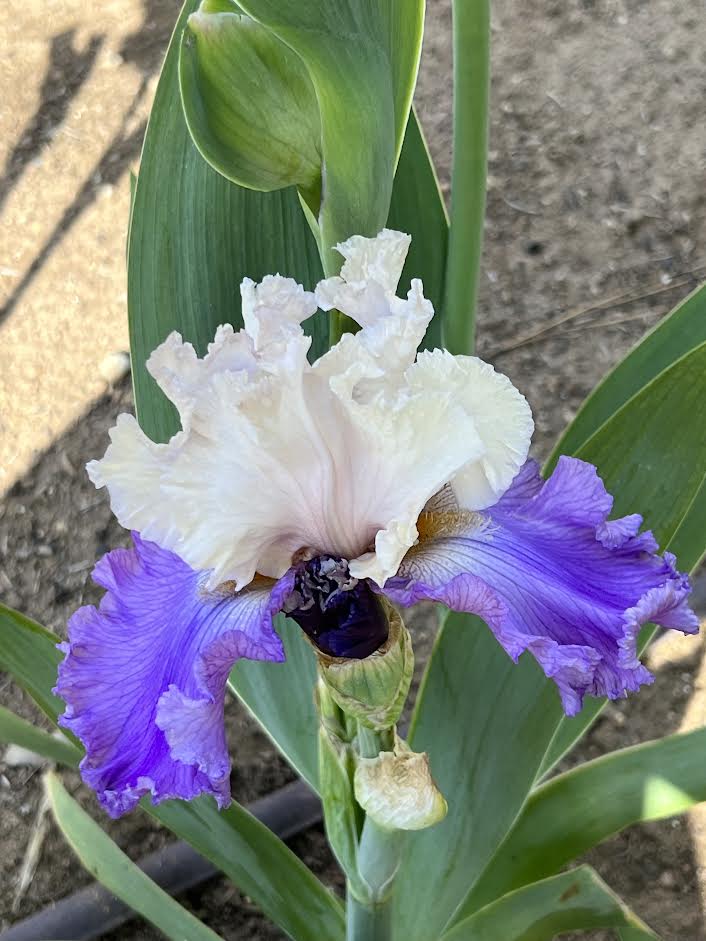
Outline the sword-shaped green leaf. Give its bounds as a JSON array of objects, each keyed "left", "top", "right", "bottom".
[
  {"left": 393, "top": 615, "right": 562, "bottom": 941},
  {"left": 388, "top": 109, "right": 448, "bottom": 352},
  {"left": 229, "top": 616, "right": 320, "bottom": 792},
  {"left": 150, "top": 795, "right": 345, "bottom": 941},
  {"left": 0, "top": 705, "right": 81, "bottom": 767},
  {"left": 549, "top": 281, "right": 706, "bottom": 465},
  {"left": 0, "top": 603, "right": 66, "bottom": 726},
  {"left": 456, "top": 726, "right": 706, "bottom": 919},
  {"left": 442, "top": 867, "right": 657, "bottom": 941},
  {"left": 47, "top": 772, "right": 226, "bottom": 941},
  {"left": 618, "top": 929, "right": 663, "bottom": 941}
]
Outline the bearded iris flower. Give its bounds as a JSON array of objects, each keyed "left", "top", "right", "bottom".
[{"left": 56, "top": 230, "right": 697, "bottom": 817}]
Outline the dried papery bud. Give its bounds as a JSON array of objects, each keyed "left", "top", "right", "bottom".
[
  {"left": 354, "top": 737, "right": 447, "bottom": 832},
  {"left": 317, "top": 602, "right": 413, "bottom": 731}
]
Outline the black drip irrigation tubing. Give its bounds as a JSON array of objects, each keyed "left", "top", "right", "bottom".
[{"left": 0, "top": 779, "right": 322, "bottom": 941}]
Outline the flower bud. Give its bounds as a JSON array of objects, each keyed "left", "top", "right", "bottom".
[
  {"left": 354, "top": 737, "right": 447, "bottom": 831},
  {"left": 180, "top": 3, "right": 322, "bottom": 202},
  {"left": 317, "top": 602, "right": 413, "bottom": 731}
]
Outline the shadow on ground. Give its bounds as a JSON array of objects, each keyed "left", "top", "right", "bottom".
[{"left": 0, "top": 0, "right": 172, "bottom": 329}]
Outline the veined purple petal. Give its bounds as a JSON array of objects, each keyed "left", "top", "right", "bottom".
[
  {"left": 385, "top": 457, "right": 698, "bottom": 716},
  {"left": 55, "top": 535, "right": 290, "bottom": 817}
]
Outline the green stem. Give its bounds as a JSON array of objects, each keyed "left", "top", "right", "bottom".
[
  {"left": 442, "top": 0, "right": 491, "bottom": 356},
  {"left": 346, "top": 820, "right": 401, "bottom": 941},
  {"left": 345, "top": 723, "right": 401, "bottom": 940},
  {"left": 346, "top": 887, "right": 393, "bottom": 941},
  {"left": 311, "top": 228, "right": 358, "bottom": 347},
  {"left": 357, "top": 724, "right": 394, "bottom": 759},
  {"left": 329, "top": 308, "right": 359, "bottom": 347}
]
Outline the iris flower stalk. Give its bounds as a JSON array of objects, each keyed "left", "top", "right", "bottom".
[{"left": 57, "top": 230, "right": 696, "bottom": 916}]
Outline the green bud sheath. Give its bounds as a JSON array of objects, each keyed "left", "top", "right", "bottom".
[{"left": 317, "top": 603, "right": 414, "bottom": 731}]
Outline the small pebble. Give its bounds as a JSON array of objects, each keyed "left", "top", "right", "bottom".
[
  {"left": 59, "top": 452, "right": 75, "bottom": 475},
  {"left": 99, "top": 351, "right": 131, "bottom": 386},
  {"left": 3, "top": 745, "right": 45, "bottom": 768}
]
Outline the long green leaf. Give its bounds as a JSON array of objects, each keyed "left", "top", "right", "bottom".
[
  {"left": 549, "top": 281, "right": 706, "bottom": 464},
  {"left": 456, "top": 726, "right": 706, "bottom": 919},
  {"left": 0, "top": 705, "right": 81, "bottom": 767},
  {"left": 388, "top": 109, "right": 448, "bottom": 352},
  {"left": 150, "top": 796, "right": 345, "bottom": 941},
  {"left": 537, "top": 698, "right": 613, "bottom": 785},
  {"left": 667, "top": 471, "right": 706, "bottom": 572},
  {"left": 47, "top": 772, "right": 225, "bottom": 941},
  {"left": 441, "top": 867, "right": 657, "bottom": 941},
  {"left": 397, "top": 340, "right": 706, "bottom": 939},
  {"left": 443, "top": 0, "right": 490, "bottom": 355},
  {"left": 0, "top": 603, "right": 66, "bottom": 726},
  {"left": 576, "top": 339, "right": 706, "bottom": 547},
  {"left": 229, "top": 615, "right": 320, "bottom": 792}
]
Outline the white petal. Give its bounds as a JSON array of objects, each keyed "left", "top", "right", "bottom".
[
  {"left": 87, "top": 414, "right": 181, "bottom": 531},
  {"left": 411, "top": 350, "right": 534, "bottom": 510},
  {"left": 342, "top": 372, "right": 484, "bottom": 586},
  {"left": 315, "top": 278, "right": 433, "bottom": 393},
  {"left": 89, "top": 252, "right": 533, "bottom": 594},
  {"left": 147, "top": 327, "right": 256, "bottom": 430},
  {"left": 337, "top": 229, "right": 411, "bottom": 293},
  {"left": 91, "top": 330, "right": 482, "bottom": 590},
  {"left": 241, "top": 275, "right": 317, "bottom": 350},
  {"left": 315, "top": 229, "right": 411, "bottom": 327}
]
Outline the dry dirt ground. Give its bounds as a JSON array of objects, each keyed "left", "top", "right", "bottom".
[{"left": 1, "top": 0, "right": 706, "bottom": 939}]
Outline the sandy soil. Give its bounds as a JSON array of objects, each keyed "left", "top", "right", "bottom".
[{"left": 1, "top": 0, "right": 705, "bottom": 938}]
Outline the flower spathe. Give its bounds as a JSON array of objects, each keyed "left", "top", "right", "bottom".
[{"left": 57, "top": 229, "right": 697, "bottom": 816}]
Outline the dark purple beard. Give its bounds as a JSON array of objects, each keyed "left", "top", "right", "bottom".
[{"left": 283, "top": 556, "right": 388, "bottom": 659}]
